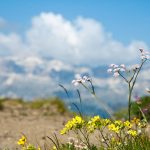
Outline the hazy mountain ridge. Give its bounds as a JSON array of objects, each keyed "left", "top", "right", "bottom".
[{"left": 0, "top": 56, "right": 149, "bottom": 113}]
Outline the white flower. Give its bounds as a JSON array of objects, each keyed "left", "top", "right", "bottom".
[
  {"left": 132, "top": 64, "right": 140, "bottom": 71},
  {"left": 138, "top": 129, "right": 142, "bottom": 134},
  {"left": 72, "top": 75, "right": 91, "bottom": 86},
  {"left": 140, "top": 49, "right": 150, "bottom": 60},
  {"left": 120, "top": 64, "right": 126, "bottom": 69},
  {"left": 101, "top": 138, "right": 105, "bottom": 142},
  {"left": 113, "top": 72, "right": 119, "bottom": 77},
  {"left": 83, "top": 75, "right": 91, "bottom": 82},
  {"left": 107, "top": 69, "right": 112, "bottom": 73},
  {"left": 72, "top": 80, "right": 80, "bottom": 86},
  {"left": 113, "top": 64, "right": 119, "bottom": 68},
  {"left": 110, "top": 64, "right": 116, "bottom": 67},
  {"left": 113, "top": 68, "right": 120, "bottom": 72}
]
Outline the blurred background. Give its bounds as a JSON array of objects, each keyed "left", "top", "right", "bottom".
[{"left": 0, "top": 0, "right": 150, "bottom": 115}]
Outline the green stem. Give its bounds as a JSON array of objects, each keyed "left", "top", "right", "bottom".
[
  {"left": 128, "top": 60, "right": 146, "bottom": 121},
  {"left": 128, "top": 83, "right": 132, "bottom": 121}
]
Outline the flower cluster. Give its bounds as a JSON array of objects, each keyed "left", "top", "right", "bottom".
[
  {"left": 60, "top": 115, "right": 148, "bottom": 149},
  {"left": 108, "top": 123, "right": 120, "bottom": 133},
  {"left": 67, "top": 137, "right": 87, "bottom": 150},
  {"left": 17, "top": 135, "right": 27, "bottom": 146},
  {"left": 107, "top": 64, "right": 126, "bottom": 77},
  {"left": 139, "top": 49, "right": 150, "bottom": 60},
  {"left": 107, "top": 49, "right": 149, "bottom": 78},
  {"left": 17, "top": 135, "right": 41, "bottom": 150},
  {"left": 60, "top": 116, "right": 85, "bottom": 135},
  {"left": 72, "top": 74, "right": 91, "bottom": 86},
  {"left": 87, "top": 116, "right": 110, "bottom": 132}
]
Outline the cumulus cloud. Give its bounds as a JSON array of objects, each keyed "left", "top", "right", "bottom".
[{"left": 0, "top": 12, "right": 149, "bottom": 65}]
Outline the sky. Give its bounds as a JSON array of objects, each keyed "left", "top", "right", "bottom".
[{"left": 0, "top": 0, "right": 150, "bottom": 66}]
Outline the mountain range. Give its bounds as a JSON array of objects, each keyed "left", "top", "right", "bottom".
[{"left": 0, "top": 56, "right": 149, "bottom": 115}]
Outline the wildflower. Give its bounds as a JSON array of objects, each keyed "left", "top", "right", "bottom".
[
  {"left": 75, "top": 142, "right": 87, "bottom": 150},
  {"left": 87, "top": 116, "right": 104, "bottom": 132},
  {"left": 72, "top": 75, "right": 91, "bottom": 86},
  {"left": 120, "top": 64, "right": 126, "bottom": 69},
  {"left": 127, "top": 130, "right": 137, "bottom": 137},
  {"left": 139, "top": 49, "right": 150, "bottom": 60},
  {"left": 114, "top": 120, "right": 122, "bottom": 126},
  {"left": 17, "top": 135, "right": 27, "bottom": 146},
  {"left": 83, "top": 75, "right": 91, "bottom": 82},
  {"left": 110, "top": 64, "right": 118, "bottom": 68},
  {"left": 60, "top": 116, "right": 84, "bottom": 134},
  {"left": 52, "top": 146, "right": 57, "bottom": 150},
  {"left": 108, "top": 124, "right": 120, "bottom": 133},
  {"left": 101, "top": 138, "right": 105, "bottom": 142},
  {"left": 132, "top": 64, "right": 140, "bottom": 71},
  {"left": 72, "top": 80, "right": 80, "bottom": 86},
  {"left": 114, "top": 120, "right": 124, "bottom": 129},
  {"left": 102, "top": 119, "right": 111, "bottom": 126},
  {"left": 113, "top": 72, "right": 119, "bottom": 77},
  {"left": 113, "top": 68, "right": 120, "bottom": 72},
  {"left": 91, "top": 115, "right": 101, "bottom": 122},
  {"left": 137, "top": 129, "right": 142, "bottom": 134},
  {"left": 107, "top": 68, "right": 112, "bottom": 73},
  {"left": 131, "top": 117, "right": 140, "bottom": 125},
  {"left": 60, "top": 127, "right": 68, "bottom": 135},
  {"left": 108, "top": 63, "right": 126, "bottom": 77},
  {"left": 138, "top": 121, "right": 147, "bottom": 128},
  {"left": 68, "top": 137, "right": 76, "bottom": 145},
  {"left": 124, "top": 120, "right": 132, "bottom": 128},
  {"left": 135, "top": 95, "right": 142, "bottom": 104}
]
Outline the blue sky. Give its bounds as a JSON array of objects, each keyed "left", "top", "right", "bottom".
[
  {"left": 0, "top": 1, "right": 149, "bottom": 99},
  {"left": 0, "top": 0, "right": 150, "bottom": 65},
  {"left": 1, "top": 0, "right": 150, "bottom": 44}
]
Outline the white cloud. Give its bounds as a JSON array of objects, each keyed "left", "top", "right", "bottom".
[
  {"left": 0, "top": 12, "right": 149, "bottom": 65},
  {"left": 0, "top": 33, "right": 25, "bottom": 55}
]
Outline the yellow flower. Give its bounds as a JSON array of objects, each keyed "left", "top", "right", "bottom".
[
  {"left": 52, "top": 145, "right": 57, "bottom": 150},
  {"left": 127, "top": 130, "right": 137, "bottom": 137},
  {"left": 124, "top": 120, "right": 132, "bottom": 128},
  {"left": 38, "top": 147, "right": 41, "bottom": 150},
  {"left": 60, "top": 116, "right": 84, "bottom": 134},
  {"left": 114, "top": 120, "right": 122, "bottom": 126},
  {"left": 91, "top": 116, "right": 100, "bottom": 122},
  {"left": 60, "top": 127, "right": 68, "bottom": 135},
  {"left": 102, "top": 119, "right": 111, "bottom": 126},
  {"left": 131, "top": 117, "right": 140, "bottom": 125},
  {"left": 17, "top": 135, "right": 27, "bottom": 146},
  {"left": 108, "top": 124, "right": 120, "bottom": 133}
]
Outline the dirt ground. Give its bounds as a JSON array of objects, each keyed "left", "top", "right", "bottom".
[
  {"left": 0, "top": 100, "right": 150, "bottom": 150},
  {"left": 0, "top": 106, "right": 71, "bottom": 150}
]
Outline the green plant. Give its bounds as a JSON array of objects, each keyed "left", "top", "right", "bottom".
[
  {"left": 132, "top": 96, "right": 150, "bottom": 121},
  {"left": 0, "top": 99, "right": 4, "bottom": 110},
  {"left": 108, "top": 49, "right": 149, "bottom": 121}
]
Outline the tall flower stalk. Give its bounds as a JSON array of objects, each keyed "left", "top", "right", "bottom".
[
  {"left": 72, "top": 74, "right": 113, "bottom": 119},
  {"left": 108, "top": 49, "right": 149, "bottom": 121}
]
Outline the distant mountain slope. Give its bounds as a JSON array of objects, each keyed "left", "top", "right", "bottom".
[{"left": 0, "top": 56, "right": 149, "bottom": 114}]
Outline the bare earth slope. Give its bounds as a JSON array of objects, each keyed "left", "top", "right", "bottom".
[{"left": 0, "top": 99, "right": 71, "bottom": 149}]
